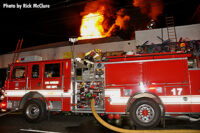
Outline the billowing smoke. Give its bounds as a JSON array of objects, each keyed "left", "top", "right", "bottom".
[
  {"left": 133, "top": 0, "right": 164, "bottom": 20},
  {"left": 81, "top": 0, "right": 115, "bottom": 15},
  {"left": 115, "top": 9, "right": 131, "bottom": 30},
  {"left": 106, "top": 8, "right": 131, "bottom": 37}
]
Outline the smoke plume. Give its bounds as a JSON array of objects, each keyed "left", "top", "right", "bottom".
[
  {"left": 133, "top": 0, "right": 164, "bottom": 20},
  {"left": 115, "top": 9, "right": 131, "bottom": 30}
]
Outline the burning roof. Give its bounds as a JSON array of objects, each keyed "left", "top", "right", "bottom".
[{"left": 78, "top": 0, "right": 164, "bottom": 40}]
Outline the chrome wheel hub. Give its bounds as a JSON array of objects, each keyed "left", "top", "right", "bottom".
[
  {"left": 136, "top": 104, "right": 155, "bottom": 123},
  {"left": 26, "top": 104, "right": 40, "bottom": 119}
]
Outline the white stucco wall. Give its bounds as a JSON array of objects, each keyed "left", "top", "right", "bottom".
[
  {"left": 135, "top": 24, "right": 200, "bottom": 45},
  {"left": 1, "top": 23, "right": 199, "bottom": 69},
  {"left": 0, "top": 40, "right": 137, "bottom": 68}
]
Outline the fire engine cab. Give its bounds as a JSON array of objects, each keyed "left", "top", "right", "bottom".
[{"left": 0, "top": 52, "right": 200, "bottom": 128}]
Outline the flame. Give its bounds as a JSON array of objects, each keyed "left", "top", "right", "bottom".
[
  {"left": 78, "top": 12, "right": 107, "bottom": 40},
  {"left": 78, "top": 1, "right": 131, "bottom": 40}
]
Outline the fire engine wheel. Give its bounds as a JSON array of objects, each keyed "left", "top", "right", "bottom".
[
  {"left": 23, "top": 99, "right": 47, "bottom": 123},
  {"left": 129, "top": 98, "right": 161, "bottom": 128}
]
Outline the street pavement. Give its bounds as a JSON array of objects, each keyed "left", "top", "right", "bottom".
[{"left": 0, "top": 111, "right": 200, "bottom": 133}]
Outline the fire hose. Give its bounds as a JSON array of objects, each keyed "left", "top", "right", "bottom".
[{"left": 90, "top": 99, "right": 200, "bottom": 133}]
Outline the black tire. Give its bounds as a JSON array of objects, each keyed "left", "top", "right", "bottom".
[
  {"left": 23, "top": 99, "right": 47, "bottom": 123},
  {"left": 129, "top": 98, "right": 161, "bottom": 128}
]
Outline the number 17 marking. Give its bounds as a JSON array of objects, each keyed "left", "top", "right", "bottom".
[{"left": 171, "top": 88, "right": 182, "bottom": 95}]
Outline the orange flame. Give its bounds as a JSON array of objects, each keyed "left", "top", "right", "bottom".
[
  {"left": 78, "top": 12, "right": 107, "bottom": 40},
  {"left": 78, "top": 2, "right": 131, "bottom": 40}
]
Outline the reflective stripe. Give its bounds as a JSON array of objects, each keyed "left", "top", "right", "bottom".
[
  {"left": 105, "top": 89, "right": 121, "bottom": 97},
  {"left": 160, "top": 95, "right": 200, "bottom": 104},
  {"left": 109, "top": 97, "right": 129, "bottom": 105},
  {"left": 105, "top": 89, "right": 129, "bottom": 105},
  {"left": 5, "top": 90, "right": 71, "bottom": 98},
  {"left": 103, "top": 58, "right": 187, "bottom": 65},
  {"left": 105, "top": 89, "right": 200, "bottom": 105}
]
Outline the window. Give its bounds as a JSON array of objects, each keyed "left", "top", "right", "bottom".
[
  {"left": 32, "top": 65, "right": 39, "bottom": 78},
  {"left": 45, "top": 63, "right": 60, "bottom": 78},
  {"left": 12, "top": 66, "right": 25, "bottom": 79}
]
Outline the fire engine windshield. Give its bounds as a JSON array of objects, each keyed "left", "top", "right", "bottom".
[
  {"left": 44, "top": 63, "right": 60, "bottom": 78},
  {"left": 11, "top": 66, "right": 25, "bottom": 79}
]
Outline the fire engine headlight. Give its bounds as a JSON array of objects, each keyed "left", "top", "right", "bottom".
[{"left": 1, "top": 95, "right": 4, "bottom": 100}]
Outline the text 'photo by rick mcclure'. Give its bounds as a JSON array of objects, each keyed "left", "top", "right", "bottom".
[{"left": 2, "top": 3, "right": 50, "bottom": 9}]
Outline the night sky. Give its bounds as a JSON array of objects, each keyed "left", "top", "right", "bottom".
[{"left": 0, "top": 0, "right": 199, "bottom": 55}]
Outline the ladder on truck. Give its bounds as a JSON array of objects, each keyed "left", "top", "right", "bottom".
[
  {"left": 165, "top": 16, "right": 177, "bottom": 44},
  {"left": 13, "top": 38, "right": 23, "bottom": 63}
]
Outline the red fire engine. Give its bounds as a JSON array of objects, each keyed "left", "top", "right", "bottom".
[{"left": 0, "top": 52, "right": 200, "bottom": 128}]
